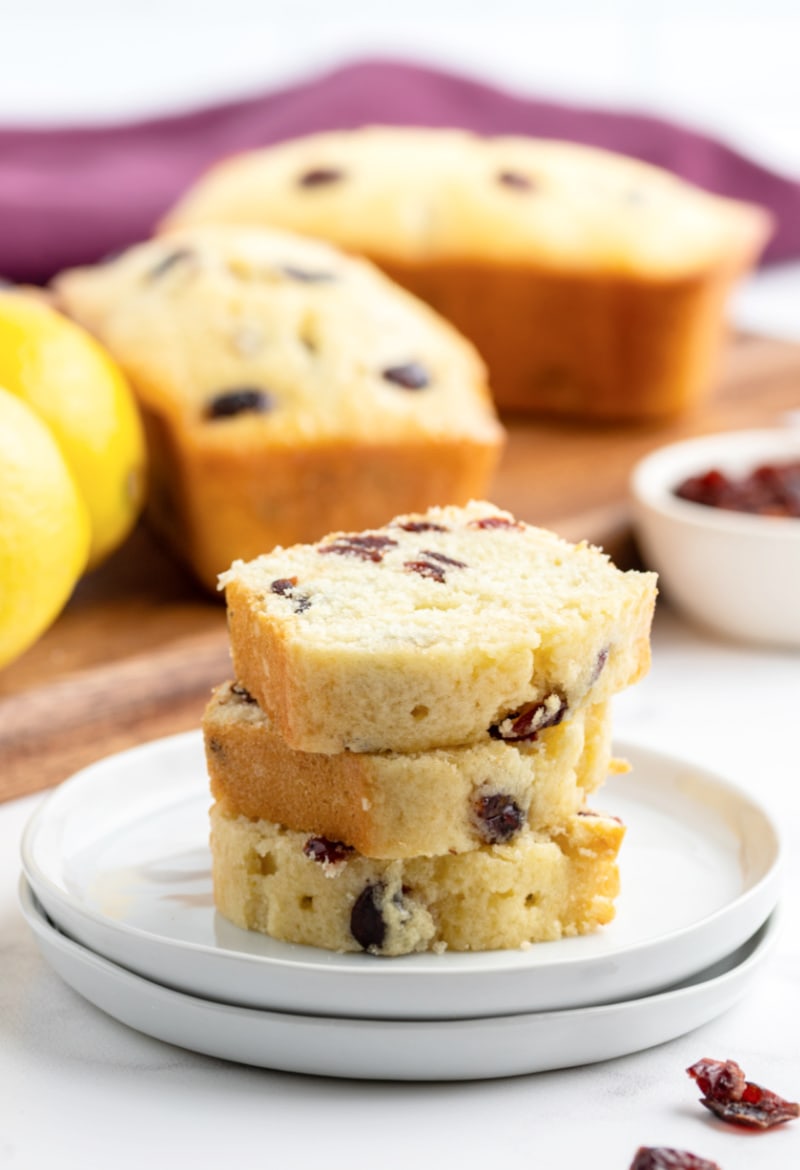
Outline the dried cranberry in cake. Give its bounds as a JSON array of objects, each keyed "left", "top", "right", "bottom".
[
  {"left": 270, "top": 576, "right": 311, "bottom": 613},
  {"left": 404, "top": 548, "right": 467, "bottom": 584},
  {"left": 279, "top": 265, "right": 337, "bottom": 283},
  {"left": 350, "top": 883, "right": 387, "bottom": 951},
  {"left": 590, "top": 647, "right": 609, "bottom": 686},
  {"left": 490, "top": 693, "right": 568, "bottom": 741},
  {"left": 497, "top": 170, "right": 536, "bottom": 191},
  {"left": 205, "top": 387, "right": 274, "bottom": 419},
  {"left": 303, "top": 837, "right": 353, "bottom": 865},
  {"left": 687, "top": 1058, "right": 800, "bottom": 1129},
  {"left": 319, "top": 534, "right": 398, "bottom": 562},
  {"left": 297, "top": 166, "right": 344, "bottom": 187},
  {"left": 629, "top": 1149, "right": 720, "bottom": 1170},
  {"left": 271, "top": 577, "right": 298, "bottom": 596},
  {"left": 148, "top": 248, "right": 194, "bottom": 280},
  {"left": 396, "top": 521, "right": 449, "bottom": 533},
  {"left": 230, "top": 682, "right": 257, "bottom": 703},
  {"left": 421, "top": 550, "right": 467, "bottom": 569},
  {"left": 468, "top": 515, "right": 524, "bottom": 531},
  {"left": 382, "top": 362, "right": 430, "bottom": 390},
  {"left": 473, "top": 792, "right": 525, "bottom": 844},
  {"left": 404, "top": 559, "right": 446, "bottom": 583}
]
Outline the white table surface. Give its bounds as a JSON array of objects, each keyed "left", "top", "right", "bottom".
[{"left": 1, "top": 604, "right": 798, "bottom": 1170}]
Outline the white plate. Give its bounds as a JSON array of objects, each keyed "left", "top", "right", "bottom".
[
  {"left": 21, "top": 732, "right": 781, "bottom": 1019},
  {"left": 19, "top": 877, "right": 780, "bottom": 1081}
]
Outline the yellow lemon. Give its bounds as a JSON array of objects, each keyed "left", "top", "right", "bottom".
[
  {"left": 0, "top": 291, "right": 146, "bottom": 568},
  {"left": 0, "top": 387, "right": 91, "bottom": 668}
]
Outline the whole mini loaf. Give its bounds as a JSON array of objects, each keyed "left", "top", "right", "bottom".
[
  {"left": 162, "top": 126, "right": 772, "bottom": 419},
  {"left": 54, "top": 226, "right": 503, "bottom": 589}
]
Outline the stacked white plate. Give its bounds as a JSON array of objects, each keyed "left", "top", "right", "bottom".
[{"left": 20, "top": 732, "right": 782, "bottom": 1081}]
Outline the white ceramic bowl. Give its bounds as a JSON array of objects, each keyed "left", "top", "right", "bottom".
[{"left": 631, "top": 427, "right": 800, "bottom": 647}]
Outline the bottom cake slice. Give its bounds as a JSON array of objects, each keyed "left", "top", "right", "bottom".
[{"left": 210, "top": 803, "right": 624, "bottom": 955}]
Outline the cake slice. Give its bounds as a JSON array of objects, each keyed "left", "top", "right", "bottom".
[
  {"left": 210, "top": 802, "right": 625, "bottom": 955},
  {"left": 220, "top": 501, "right": 657, "bottom": 754},
  {"left": 204, "top": 681, "right": 617, "bottom": 858}
]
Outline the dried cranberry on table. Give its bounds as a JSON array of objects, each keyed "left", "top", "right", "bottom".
[
  {"left": 687, "top": 1057, "right": 800, "bottom": 1129},
  {"left": 674, "top": 460, "right": 800, "bottom": 518},
  {"left": 629, "top": 1148, "right": 720, "bottom": 1170}
]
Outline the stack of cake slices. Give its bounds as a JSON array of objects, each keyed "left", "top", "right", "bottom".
[{"left": 204, "top": 501, "right": 657, "bottom": 956}]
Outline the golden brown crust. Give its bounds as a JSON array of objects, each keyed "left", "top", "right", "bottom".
[
  {"left": 145, "top": 411, "right": 501, "bottom": 591},
  {"left": 377, "top": 258, "right": 749, "bottom": 418}
]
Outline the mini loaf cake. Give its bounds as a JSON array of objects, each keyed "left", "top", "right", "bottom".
[
  {"left": 54, "top": 227, "right": 503, "bottom": 590},
  {"left": 210, "top": 801, "right": 624, "bottom": 954},
  {"left": 162, "top": 127, "right": 772, "bottom": 419},
  {"left": 220, "top": 501, "right": 657, "bottom": 754},
  {"left": 204, "top": 680, "right": 618, "bottom": 858}
]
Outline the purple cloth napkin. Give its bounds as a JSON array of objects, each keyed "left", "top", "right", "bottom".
[{"left": 1, "top": 58, "right": 797, "bottom": 284}]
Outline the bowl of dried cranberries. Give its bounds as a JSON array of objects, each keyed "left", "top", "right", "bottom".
[{"left": 631, "top": 427, "right": 800, "bottom": 647}]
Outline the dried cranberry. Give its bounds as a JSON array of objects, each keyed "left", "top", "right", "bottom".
[
  {"left": 149, "top": 248, "right": 194, "bottom": 280},
  {"left": 468, "top": 516, "right": 524, "bottom": 531},
  {"left": 497, "top": 170, "right": 536, "bottom": 191},
  {"left": 590, "top": 647, "right": 609, "bottom": 685},
  {"left": 319, "top": 534, "right": 398, "bottom": 563},
  {"left": 674, "top": 460, "right": 800, "bottom": 518},
  {"left": 269, "top": 576, "right": 310, "bottom": 613},
  {"left": 205, "top": 388, "right": 274, "bottom": 419},
  {"left": 230, "top": 683, "right": 257, "bottom": 703},
  {"left": 687, "top": 1058, "right": 800, "bottom": 1129},
  {"left": 280, "top": 265, "right": 337, "bottom": 283},
  {"left": 420, "top": 550, "right": 467, "bottom": 570},
  {"left": 350, "top": 883, "right": 386, "bottom": 951},
  {"left": 303, "top": 837, "right": 353, "bottom": 865},
  {"left": 404, "top": 560, "right": 446, "bottom": 583},
  {"left": 382, "top": 362, "right": 430, "bottom": 390},
  {"left": 396, "top": 521, "right": 448, "bottom": 533},
  {"left": 629, "top": 1149, "right": 720, "bottom": 1170},
  {"left": 298, "top": 167, "right": 343, "bottom": 187},
  {"left": 473, "top": 793, "right": 524, "bottom": 843},
  {"left": 489, "top": 694, "right": 568, "bottom": 741},
  {"left": 271, "top": 577, "right": 298, "bottom": 596}
]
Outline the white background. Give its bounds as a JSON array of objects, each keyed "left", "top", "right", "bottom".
[{"left": 1, "top": 0, "right": 799, "bottom": 177}]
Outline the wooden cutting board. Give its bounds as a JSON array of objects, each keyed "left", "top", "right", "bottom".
[{"left": 2, "top": 332, "right": 799, "bottom": 803}]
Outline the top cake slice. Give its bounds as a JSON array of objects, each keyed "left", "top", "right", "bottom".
[{"left": 220, "top": 501, "right": 657, "bottom": 753}]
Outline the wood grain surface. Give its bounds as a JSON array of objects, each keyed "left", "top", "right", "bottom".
[{"left": 2, "top": 332, "right": 798, "bottom": 803}]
